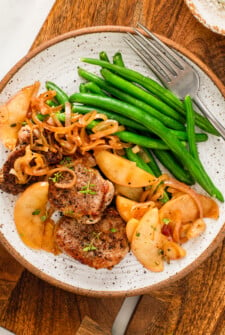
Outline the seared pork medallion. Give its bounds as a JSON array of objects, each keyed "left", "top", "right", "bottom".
[
  {"left": 0, "top": 146, "right": 37, "bottom": 195},
  {"left": 0, "top": 144, "right": 63, "bottom": 195},
  {"left": 56, "top": 207, "right": 129, "bottom": 269},
  {"left": 49, "top": 162, "right": 114, "bottom": 224}
]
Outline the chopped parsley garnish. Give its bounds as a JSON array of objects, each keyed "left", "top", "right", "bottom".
[
  {"left": 79, "top": 169, "right": 97, "bottom": 195},
  {"left": 21, "top": 121, "right": 27, "bottom": 126},
  {"left": 79, "top": 182, "right": 96, "bottom": 195},
  {"left": 64, "top": 210, "right": 74, "bottom": 215},
  {"left": 162, "top": 218, "right": 170, "bottom": 225},
  {"left": 153, "top": 180, "right": 164, "bottom": 195},
  {"left": 32, "top": 209, "right": 41, "bottom": 215},
  {"left": 110, "top": 228, "right": 117, "bottom": 233},
  {"left": 49, "top": 171, "right": 63, "bottom": 183},
  {"left": 92, "top": 232, "right": 101, "bottom": 239},
  {"left": 136, "top": 232, "right": 140, "bottom": 237},
  {"left": 159, "top": 191, "right": 170, "bottom": 204},
  {"left": 60, "top": 156, "right": 72, "bottom": 166},
  {"left": 84, "top": 168, "right": 92, "bottom": 173},
  {"left": 40, "top": 215, "right": 47, "bottom": 222},
  {"left": 10, "top": 123, "right": 17, "bottom": 127},
  {"left": 83, "top": 244, "right": 97, "bottom": 252}
]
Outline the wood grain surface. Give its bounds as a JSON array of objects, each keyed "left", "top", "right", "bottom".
[{"left": 0, "top": 0, "right": 225, "bottom": 334}]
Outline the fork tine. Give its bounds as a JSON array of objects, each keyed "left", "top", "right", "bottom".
[
  {"left": 137, "top": 23, "right": 185, "bottom": 70},
  {"left": 126, "top": 33, "right": 173, "bottom": 83},
  {"left": 133, "top": 28, "right": 179, "bottom": 76}
]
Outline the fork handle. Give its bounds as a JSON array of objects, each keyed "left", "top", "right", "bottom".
[
  {"left": 193, "top": 95, "right": 225, "bottom": 141},
  {"left": 111, "top": 295, "right": 141, "bottom": 335}
]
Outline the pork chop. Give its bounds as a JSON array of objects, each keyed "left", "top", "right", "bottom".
[
  {"left": 55, "top": 206, "right": 129, "bottom": 269},
  {"left": 48, "top": 162, "right": 114, "bottom": 224}
]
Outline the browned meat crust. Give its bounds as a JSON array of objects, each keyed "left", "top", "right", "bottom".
[
  {"left": 42, "top": 150, "right": 63, "bottom": 166},
  {"left": 0, "top": 147, "right": 30, "bottom": 194},
  {"left": 0, "top": 145, "right": 63, "bottom": 195},
  {"left": 55, "top": 207, "right": 129, "bottom": 269},
  {"left": 48, "top": 163, "right": 114, "bottom": 224}
]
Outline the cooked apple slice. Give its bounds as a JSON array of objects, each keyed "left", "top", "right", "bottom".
[
  {"left": 14, "top": 181, "right": 49, "bottom": 250},
  {"left": 0, "top": 82, "right": 40, "bottom": 149},
  {"left": 159, "top": 193, "right": 219, "bottom": 224},
  {"left": 126, "top": 218, "right": 139, "bottom": 242},
  {"left": 115, "top": 184, "right": 143, "bottom": 201},
  {"left": 116, "top": 195, "right": 137, "bottom": 222},
  {"left": 131, "top": 207, "right": 164, "bottom": 272},
  {"left": 95, "top": 150, "right": 156, "bottom": 187},
  {"left": 162, "top": 237, "right": 186, "bottom": 260},
  {"left": 186, "top": 218, "right": 206, "bottom": 239}
]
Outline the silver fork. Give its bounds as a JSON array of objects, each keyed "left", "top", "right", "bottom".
[{"left": 125, "top": 23, "right": 225, "bottom": 140}]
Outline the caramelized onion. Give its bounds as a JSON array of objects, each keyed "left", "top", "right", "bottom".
[
  {"left": 90, "top": 120, "right": 124, "bottom": 140},
  {"left": 48, "top": 167, "right": 77, "bottom": 189},
  {"left": 11, "top": 145, "right": 48, "bottom": 183},
  {"left": 79, "top": 110, "right": 97, "bottom": 127},
  {"left": 32, "top": 111, "right": 80, "bottom": 133},
  {"left": 64, "top": 102, "right": 72, "bottom": 127}
]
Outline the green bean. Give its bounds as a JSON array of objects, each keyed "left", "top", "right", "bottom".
[
  {"left": 70, "top": 93, "right": 223, "bottom": 201},
  {"left": 183, "top": 96, "right": 216, "bottom": 191},
  {"left": 79, "top": 83, "right": 89, "bottom": 93},
  {"left": 113, "top": 52, "right": 125, "bottom": 67},
  {"left": 56, "top": 112, "right": 98, "bottom": 129},
  {"left": 185, "top": 95, "right": 199, "bottom": 159},
  {"left": 46, "top": 100, "right": 58, "bottom": 107},
  {"left": 125, "top": 148, "right": 154, "bottom": 175},
  {"left": 78, "top": 66, "right": 107, "bottom": 86},
  {"left": 115, "top": 131, "right": 168, "bottom": 150},
  {"left": 101, "top": 68, "right": 185, "bottom": 123},
  {"left": 77, "top": 73, "right": 208, "bottom": 141},
  {"left": 45, "top": 81, "right": 69, "bottom": 105},
  {"left": 75, "top": 83, "right": 209, "bottom": 141},
  {"left": 71, "top": 104, "right": 147, "bottom": 131},
  {"left": 81, "top": 58, "right": 181, "bottom": 108},
  {"left": 37, "top": 113, "right": 49, "bottom": 121},
  {"left": 79, "top": 67, "right": 183, "bottom": 122},
  {"left": 54, "top": 112, "right": 64, "bottom": 123},
  {"left": 138, "top": 148, "right": 162, "bottom": 177},
  {"left": 170, "top": 130, "right": 208, "bottom": 142},
  {"left": 153, "top": 150, "right": 194, "bottom": 185},
  {"left": 77, "top": 67, "right": 185, "bottom": 130},
  {"left": 82, "top": 82, "right": 107, "bottom": 96},
  {"left": 99, "top": 51, "right": 110, "bottom": 62},
  {"left": 81, "top": 58, "right": 219, "bottom": 135},
  {"left": 86, "top": 120, "right": 99, "bottom": 130}
]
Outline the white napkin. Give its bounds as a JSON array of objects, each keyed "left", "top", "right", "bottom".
[{"left": 0, "top": 0, "right": 55, "bottom": 80}]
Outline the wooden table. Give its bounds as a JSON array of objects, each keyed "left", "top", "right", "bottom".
[{"left": 0, "top": 0, "right": 225, "bottom": 334}]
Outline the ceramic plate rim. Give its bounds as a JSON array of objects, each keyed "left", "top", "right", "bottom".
[{"left": 0, "top": 25, "right": 225, "bottom": 297}]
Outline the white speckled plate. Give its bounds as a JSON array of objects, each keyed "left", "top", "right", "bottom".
[
  {"left": 0, "top": 26, "right": 225, "bottom": 297},
  {"left": 185, "top": 0, "right": 225, "bottom": 35}
]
